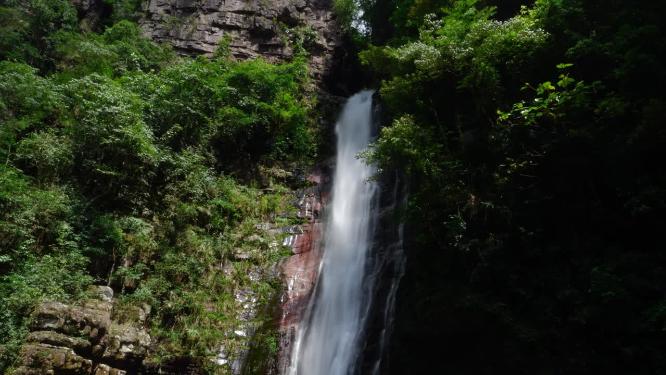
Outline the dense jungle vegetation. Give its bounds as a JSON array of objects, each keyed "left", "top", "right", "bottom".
[
  {"left": 1, "top": 0, "right": 665, "bottom": 373},
  {"left": 339, "top": 0, "right": 666, "bottom": 373},
  {"left": 0, "top": 0, "right": 316, "bottom": 371}
]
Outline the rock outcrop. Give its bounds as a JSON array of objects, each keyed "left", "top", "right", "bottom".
[
  {"left": 13, "top": 286, "right": 150, "bottom": 375},
  {"left": 274, "top": 166, "right": 330, "bottom": 374},
  {"left": 140, "top": 0, "right": 342, "bottom": 81}
]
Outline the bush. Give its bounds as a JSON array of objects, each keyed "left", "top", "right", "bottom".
[
  {"left": 0, "top": 62, "right": 63, "bottom": 162},
  {"left": 64, "top": 74, "right": 158, "bottom": 208}
]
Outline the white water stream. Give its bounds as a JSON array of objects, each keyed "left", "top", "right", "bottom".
[{"left": 288, "top": 90, "right": 378, "bottom": 375}]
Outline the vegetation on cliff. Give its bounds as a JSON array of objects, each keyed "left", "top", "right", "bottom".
[
  {"left": 343, "top": 0, "right": 666, "bottom": 373},
  {"left": 2, "top": 0, "right": 665, "bottom": 373},
  {"left": 0, "top": 0, "right": 314, "bottom": 371}
]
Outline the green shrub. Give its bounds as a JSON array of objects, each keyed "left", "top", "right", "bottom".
[{"left": 64, "top": 74, "right": 158, "bottom": 208}]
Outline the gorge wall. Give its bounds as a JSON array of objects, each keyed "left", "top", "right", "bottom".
[{"left": 139, "top": 0, "right": 342, "bottom": 83}]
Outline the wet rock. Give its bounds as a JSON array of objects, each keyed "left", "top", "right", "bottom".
[{"left": 276, "top": 169, "right": 328, "bottom": 373}]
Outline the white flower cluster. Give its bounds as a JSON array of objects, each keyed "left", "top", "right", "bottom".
[{"left": 395, "top": 41, "right": 442, "bottom": 73}]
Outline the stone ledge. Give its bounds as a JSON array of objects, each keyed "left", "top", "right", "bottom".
[{"left": 14, "top": 286, "right": 148, "bottom": 374}]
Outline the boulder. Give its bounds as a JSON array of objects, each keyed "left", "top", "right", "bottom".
[
  {"left": 100, "top": 323, "right": 151, "bottom": 366},
  {"left": 30, "top": 299, "right": 112, "bottom": 343},
  {"left": 13, "top": 285, "right": 152, "bottom": 374},
  {"left": 94, "top": 364, "right": 126, "bottom": 375},
  {"left": 91, "top": 286, "right": 114, "bottom": 303},
  {"left": 26, "top": 331, "right": 92, "bottom": 354},
  {"left": 14, "top": 343, "right": 93, "bottom": 375}
]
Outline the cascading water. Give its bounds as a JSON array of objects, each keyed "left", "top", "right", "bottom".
[{"left": 288, "top": 90, "right": 378, "bottom": 375}]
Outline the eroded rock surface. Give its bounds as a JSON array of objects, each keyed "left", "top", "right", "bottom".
[
  {"left": 29, "top": 299, "right": 112, "bottom": 344},
  {"left": 15, "top": 344, "right": 94, "bottom": 375},
  {"left": 13, "top": 286, "right": 146, "bottom": 375},
  {"left": 275, "top": 167, "right": 330, "bottom": 373},
  {"left": 140, "top": 0, "right": 342, "bottom": 81},
  {"left": 100, "top": 323, "right": 151, "bottom": 367}
]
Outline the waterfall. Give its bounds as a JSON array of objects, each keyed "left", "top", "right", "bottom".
[
  {"left": 369, "top": 177, "right": 406, "bottom": 375},
  {"left": 288, "top": 90, "right": 378, "bottom": 375}
]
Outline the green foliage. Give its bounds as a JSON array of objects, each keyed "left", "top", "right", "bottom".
[
  {"left": 119, "top": 176, "right": 295, "bottom": 367},
  {"left": 388, "top": 0, "right": 452, "bottom": 36},
  {"left": 216, "top": 57, "right": 311, "bottom": 161},
  {"left": 0, "top": 6, "right": 35, "bottom": 62},
  {"left": 0, "top": 248, "right": 92, "bottom": 370},
  {"left": 333, "top": 0, "right": 360, "bottom": 32},
  {"left": 212, "top": 34, "right": 233, "bottom": 61},
  {"left": 0, "top": 1, "right": 313, "bottom": 370},
  {"left": 0, "top": 0, "right": 77, "bottom": 68},
  {"left": 362, "top": 2, "right": 548, "bottom": 109},
  {"left": 0, "top": 62, "right": 63, "bottom": 162},
  {"left": 64, "top": 74, "right": 158, "bottom": 207},
  {"left": 0, "top": 165, "right": 92, "bottom": 370},
  {"left": 365, "top": 115, "right": 443, "bottom": 177},
  {"left": 361, "top": 0, "right": 666, "bottom": 373},
  {"left": 103, "top": 0, "right": 143, "bottom": 22},
  {"left": 15, "top": 130, "right": 73, "bottom": 183},
  {"left": 143, "top": 56, "right": 312, "bottom": 163},
  {"left": 0, "top": 167, "right": 73, "bottom": 263},
  {"left": 497, "top": 64, "right": 591, "bottom": 126},
  {"left": 50, "top": 21, "right": 175, "bottom": 79}
]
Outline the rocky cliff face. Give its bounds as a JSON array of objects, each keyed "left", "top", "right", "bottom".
[
  {"left": 274, "top": 167, "right": 330, "bottom": 374},
  {"left": 12, "top": 286, "right": 151, "bottom": 375},
  {"left": 139, "top": 0, "right": 342, "bottom": 81}
]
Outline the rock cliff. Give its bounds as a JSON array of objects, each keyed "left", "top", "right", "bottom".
[
  {"left": 274, "top": 167, "right": 330, "bottom": 374},
  {"left": 139, "top": 0, "right": 342, "bottom": 81},
  {"left": 12, "top": 286, "right": 151, "bottom": 375}
]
